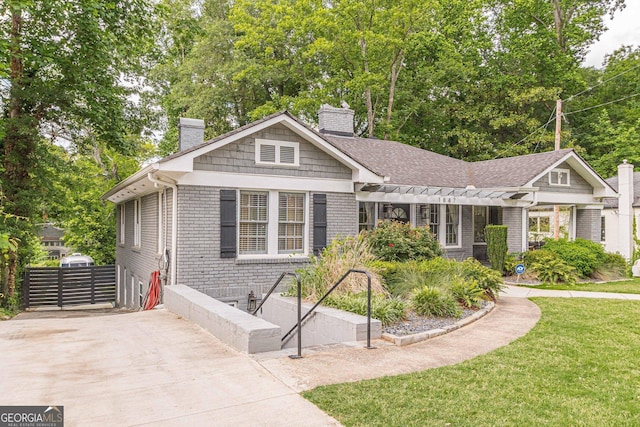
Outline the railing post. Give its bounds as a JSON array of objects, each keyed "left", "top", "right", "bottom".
[
  {"left": 366, "top": 271, "right": 374, "bottom": 349},
  {"left": 289, "top": 274, "right": 303, "bottom": 359}
]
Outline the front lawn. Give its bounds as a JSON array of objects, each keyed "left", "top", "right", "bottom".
[
  {"left": 520, "top": 278, "right": 640, "bottom": 294},
  {"left": 304, "top": 298, "right": 640, "bottom": 426}
]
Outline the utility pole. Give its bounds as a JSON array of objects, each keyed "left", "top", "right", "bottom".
[{"left": 553, "top": 99, "right": 562, "bottom": 240}]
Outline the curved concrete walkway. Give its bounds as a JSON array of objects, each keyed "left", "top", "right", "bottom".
[
  {"left": 502, "top": 283, "right": 640, "bottom": 300},
  {"left": 253, "top": 296, "right": 540, "bottom": 392}
]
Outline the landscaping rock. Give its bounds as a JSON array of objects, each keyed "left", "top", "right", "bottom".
[{"left": 383, "top": 301, "right": 490, "bottom": 336}]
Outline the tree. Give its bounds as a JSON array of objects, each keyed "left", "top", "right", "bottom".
[{"left": 0, "top": 0, "right": 159, "bottom": 300}]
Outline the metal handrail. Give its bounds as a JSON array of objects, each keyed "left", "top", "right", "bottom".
[
  {"left": 282, "top": 269, "right": 375, "bottom": 358},
  {"left": 251, "top": 272, "right": 300, "bottom": 316}
]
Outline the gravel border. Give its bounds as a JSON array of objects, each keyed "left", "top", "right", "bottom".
[{"left": 381, "top": 301, "right": 495, "bottom": 346}]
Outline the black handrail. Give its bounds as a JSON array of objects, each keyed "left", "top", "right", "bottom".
[
  {"left": 282, "top": 268, "right": 375, "bottom": 358},
  {"left": 251, "top": 272, "right": 300, "bottom": 316}
]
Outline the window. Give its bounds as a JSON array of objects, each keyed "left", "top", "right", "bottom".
[
  {"left": 359, "top": 202, "right": 376, "bottom": 231},
  {"left": 445, "top": 205, "right": 460, "bottom": 246},
  {"left": 601, "top": 216, "right": 606, "bottom": 242},
  {"left": 119, "top": 204, "right": 126, "bottom": 245},
  {"left": 278, "top": 193, "right": 305, "bottom": 253},
  {"left": 239, "top": 192, "right": 268, "bottom": 254},
  {"left": 549, "top": 168, "right": 570, "bottom": 186},
  {"left": 133, "top": 199, "right": 141, "bottom": 247},
  {"left": 429, "top": 205, "right": 439, "bottom": 237},
  {"left": 255, "top": 139, "right": 299, "bottom": 166},
  {"left": 473, "top": 207, "right": 488, "bottom": 243}
]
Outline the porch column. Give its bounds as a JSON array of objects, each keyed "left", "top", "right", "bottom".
[
  {"left": 502, "top": 207, "right": 525, "bottom": 253},
  {"left": 618, "top": 160, "right": 634, "bottom": 259},
  {"left": 575, "top": 208, "right": 602, "bottom": 243}
]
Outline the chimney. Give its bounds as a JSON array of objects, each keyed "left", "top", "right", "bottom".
[
  {"left": 318, "top": 104, "right": 354, "bottom": 137},
  {"left": 178, "top": 117, "right": 205, "bottom": 151},
  {"left": 618, "top": 160, "right": 634, "bottom": 260}
]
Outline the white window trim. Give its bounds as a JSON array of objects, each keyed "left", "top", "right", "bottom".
[
  {"left": 255, "top": 139, "right": 300, "bottom": 167},
  {"left": 549, "top": 168, "right": 571, "bottom": 186},
  {"left": 442, "top": 204, "right": 462, "bottom": 248},
  {"left": 133, "top": 198, "right": 141, "bottom": 248},
  {"left": 119, "top": 204, "right": 126, "bottom": 245},
  {"left": 237, "top": 190, "right": 309, "bottom": 259}
]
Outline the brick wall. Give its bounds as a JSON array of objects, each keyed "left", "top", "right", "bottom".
[{"left": 503, "top": 207, "right": 524, "bottom": 253}]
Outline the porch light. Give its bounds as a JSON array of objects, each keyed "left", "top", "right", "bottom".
[
  {"left": 420, "top": 205, "right": 429, "bottom": 221},
  {"left": 384, "top": 203, "right": 393, "bottom": 219},
  {"left": 247, "top": 290, "right": 258, "bottom": 312}
]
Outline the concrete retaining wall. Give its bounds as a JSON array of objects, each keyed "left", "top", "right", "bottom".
[
  {"left": 258, "top": 294, "right": 382, "bottom": 348},
  {"left": 164, "top": 285, "right": 281, "bottom": 354}
]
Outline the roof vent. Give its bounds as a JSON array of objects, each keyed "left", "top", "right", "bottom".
[
  {"left": 318, "top": 104, "right": 354, "bottom": 137},
  {"left": 178, "top": 117, "right": 205, "bottom": 152}
]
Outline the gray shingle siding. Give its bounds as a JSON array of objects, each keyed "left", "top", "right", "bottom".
[
  {"left": 194, "top": 124, "right": 352, "bottom": 180},
  {"left": 532, "top": 162, "right": 593, "bottom": 194},
  {"left": 503, "top": 207, "right": 524, "bottom": 253},
  {"left": 576, "top": 208, "right": 602, "bottom": 242}
]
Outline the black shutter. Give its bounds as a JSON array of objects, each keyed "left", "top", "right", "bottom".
[
  {"left": 220, "top": 190, "right": 237, "bottom": 258},
  {"left": 313, "top": 194, "right": 327, "bottom": 255}
]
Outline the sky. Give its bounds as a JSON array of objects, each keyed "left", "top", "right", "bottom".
[{"left": 583, "top": 1, "right": 640, "bottom": 68}]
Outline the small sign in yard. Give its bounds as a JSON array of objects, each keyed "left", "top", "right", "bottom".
[{"left": 515, "top": 263, "right": 525, "bottom": 275}]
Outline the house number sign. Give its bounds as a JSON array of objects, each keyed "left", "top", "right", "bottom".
[{"left": 439, "top": 196, "right": 457, "bottom": 203}]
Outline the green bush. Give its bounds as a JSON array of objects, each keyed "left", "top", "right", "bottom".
[
  {"left": 592, "top": 252, "right": 628, "bottom": 281},
  {"left": 485, "top": 225, "right": 508, "bottom": 273},
  {"left": 385, "top": 261, "right": 430, "bottom": 298},
  {"left": 542, "top": 238, "right": 607, "bottom": 278},
  {"left": 449, "top": 278, "right": 484, "bottom": 308},
  {"left": 504, "top": 252, "right": 523, "bottom": 276},
  {"left": 460, "top": 258, "right": 504, "bottom": 301},
  {"left": 411, "top": 286, "right": 461, "bottom": 318},
  {"left": 365, "top": 221, "right": 442, "bottom": 262},
  {"left": 291, "top": 234, "right": 387, "bottom": 301},
  {"left": 530, "top": 258, "right": 578, "bottom": 284},
  {"left": 325, "top": 292, "right": 406, "bottom": 326}
]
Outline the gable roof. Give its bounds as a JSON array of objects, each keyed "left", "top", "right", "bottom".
[{"left": 604, "top": 172, "right": 640, "bottom": 208}]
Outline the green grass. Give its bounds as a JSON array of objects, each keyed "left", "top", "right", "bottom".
[
  {"left": 304, "top": 298, "right": 640, "bottom": 426},
  {"left": 520, "top": 278, "right": 640, "bottom": 294}
]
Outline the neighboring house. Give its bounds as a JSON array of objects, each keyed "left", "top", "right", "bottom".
[
  {"left": 602, "top": 162, "right": 640, "bottom": 258},
  {"left": 103, "top": 105, "right": 616, "bottom": 310},
  {"left": 37, "top": 223, "right": 70, "bottom": 261}
]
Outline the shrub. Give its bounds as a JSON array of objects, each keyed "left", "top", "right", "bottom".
[
  {"left": 291, "top": 234, "right": 387, "bottom": 301},
  {"left": 530, "top": 258, "right": 577, "bottom": 284},
  {"left": 385, "top": 261, "right": 430, "bottom": 298},
  {"left": 325, "top": 292, "right": 406, "bottom": 326},
  {"left": 541, "top": 238, "right": 606, "bottom": 278},
  {"left": 449, "top": 278, "right": 484, "bottom": 308},
  {"left": 411, "top": 286, "right": 461, "bottom": 318},
  {"left": 592, "top": 252, "right": 628, "bottom": 281},
  {"left": 365, "top": 221, "right": 442, "bottom": 262},
  {"left": 485, "top": 225, "right": 508, "bottom": 273},
  {"left": 460, "top": 258, "right": 504, "bottom": 301},
  {"left": 504, "top": 252, "right": 523, "bottom": 276}
]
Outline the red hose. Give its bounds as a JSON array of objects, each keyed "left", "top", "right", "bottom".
[{"left": 143, "top": 270, "right": 161, "bottom": 310}]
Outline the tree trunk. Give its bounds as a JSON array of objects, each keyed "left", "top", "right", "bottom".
[
  {"left": 360, "top": 38, "right": 376, "bottom": 137},
  {"left": 384, "top": 51, "right": 404, "bottom": 140}
]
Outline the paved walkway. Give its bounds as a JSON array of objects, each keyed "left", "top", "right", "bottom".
[{"left": 502, "top": 284, "right": 640, "bottom": 300}]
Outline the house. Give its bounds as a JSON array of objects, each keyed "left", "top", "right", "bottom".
[
  {"left": 37, "top": 223, "right": 70, "bottom": 262},
  {"left": 602, "top": 161, "right": 639, "bottom": 259},
  {"left": 103, "top": 105, "right": 617, "bottom": 310}
]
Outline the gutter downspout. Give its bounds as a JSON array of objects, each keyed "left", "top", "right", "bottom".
[{"left": 148, "top": 172, "right": 178, "bottom": 286}]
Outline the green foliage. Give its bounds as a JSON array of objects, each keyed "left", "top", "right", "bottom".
[
  {"left": 325, "top": 293, "right": 406, "bottom": 326},
  {"left": 504, "top": 252, "right": 523, "bottom": 275},
  {"left": 530, "top": 258, "right": 578, "bottom": 285},
  {"left": 365, "top": 221, "right": 442, "bottom": 262},
  {"left": 449, "top": 278, "right": 484, "bottom": 309},
  {"left": 542, "top": 238, "right": 607, "bottom": 278},
  {"left": 411, "top": 286, "right": 461, "bottom": 318},
  {"left": 592, "top": 253, "right": 628, "bottom": 282},
  {"left": 460, "top": 258, "right": 505, "bottom": 301},
  {"left": 485, "top": 225, "right": 508, "bottom": 273},
  {"left": 291, "top": 234, "right": 386, "bottom": 301}
]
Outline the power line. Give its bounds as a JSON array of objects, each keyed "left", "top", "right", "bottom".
[
  {"left": 565, "top": 62, "right": 640, "bottom": 102},
  {"left": 564, "top": 92, "right": 640, "bottom": 116},
  {"left": 492, "top": 107, "right": 557, "bottom": 159}
]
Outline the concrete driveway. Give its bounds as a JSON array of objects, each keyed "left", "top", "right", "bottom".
[{"left": 0, "top": 308, "right": 338, "bottom": 427}]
